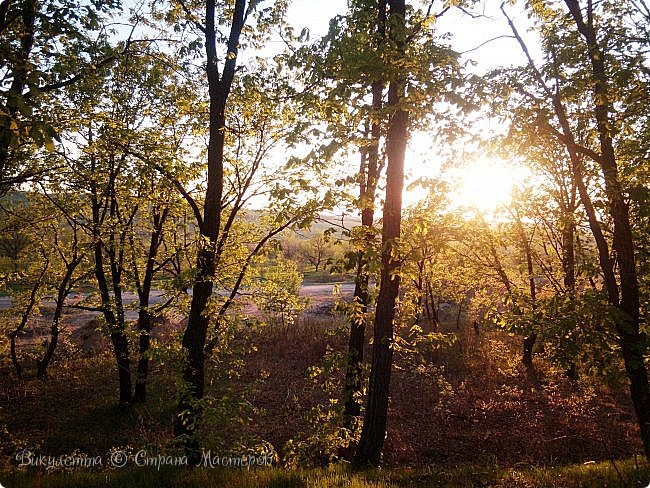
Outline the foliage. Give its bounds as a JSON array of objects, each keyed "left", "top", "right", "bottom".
[
  {"left": 1, "top": 0, "right": 650, "bottom": 475},
  {"left": 5, "top": 458, "right": 650, "bottom": 487},
  {"left": 251, "top": 254, "right": 309, "bottom": 328},
  {"left": 0, "top": 0, "right": 123, "bottom": 190},
  {"left": 285, "top": 342, "right": 361, "bottom": 468}
]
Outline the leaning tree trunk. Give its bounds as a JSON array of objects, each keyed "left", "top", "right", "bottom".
[
  {"left": 37, "top": 257, "right": 82, "bottom": 377},
  {"left": 10, "top": 262, "right": 47, "bottom": 380},
  {"left": 354, "top": 0, "right": 408, "bottom": 467},
  {"left": 563, "top": 0, "right": 650, "bottom": 459}
]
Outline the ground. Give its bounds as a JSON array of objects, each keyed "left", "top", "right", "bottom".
[{"left": 0, "top": 283, "right": 646, "bottom": 486}]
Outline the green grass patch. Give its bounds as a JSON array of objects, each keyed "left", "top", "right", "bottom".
[
  {"left": 4, "top": 457, "right": 649, "bottom": 488},
  {"left": 302, "top": 270, "right": 353, "bottom": 284}
]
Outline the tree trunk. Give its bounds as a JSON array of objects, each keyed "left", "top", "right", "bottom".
[
  {"left": 354, "top": 0, "right": 407, "bottom": 467},
  {"left": 343, "top": 77, "right": 384, "bottom": 425},
  {"left": 563, "top": 0, "right": 650, "bottom": 458},
  {"left": 173, "top": 0, "right": 246, "bottom": 462},
  {"left": 133, "top": 210, "right": 167, "bottom": 403},
  {"left": 37, "top": 258, "right": 81, "bottom": 377},
  {"left": 414, "top": 262, "right": 424, "bottom": 326},
  {"left": 522, "top": 332, "right": 537, "bottom": 370},
  {"left": 133, "top": 308, "right": 152, "bottom": 403},
  {"left": 427, "top": 281, "right": 438, "bottom": 329},
  {"left": 561, "top": 218, "right": 576, "bottom": 293},
  {"left": 561, "top": 213, "right": 578, "bottom": 378},
  {"left": 173, "top": 267, "right": 212, "bottom": 462},
  {"left": 10, "top": 262, "right": 47, "bottom": 380},
  {"left": 517, "top": 217, "right": 537, "bottom": 368},
  {"left": 91, "top": 176, "right": 132, "bottom": 407},
  {"left": 109, "top": 329, "right": 132, "bottom": 407}
]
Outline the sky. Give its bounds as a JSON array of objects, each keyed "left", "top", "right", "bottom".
[
  {"left": 282, "top": 0, "right": 539, "bottom": 213},
  {"left": 284, "top": 0, "right": 537, "bottom": 71},
  {"left": 117, "top": 0, "right": 540, "bottom": 214}
]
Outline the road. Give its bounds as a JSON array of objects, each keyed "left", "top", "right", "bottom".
[
  {"left": 300, "top": 282, "right": 355, "bottom": 297},
  {"left": 0, "top": 283, "right": 356, "bottom": 310}
]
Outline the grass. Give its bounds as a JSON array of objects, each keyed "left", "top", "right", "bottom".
[
  {"left": 4, "top": 458, "right": 649, "bottom": 487},
  {"left": 301, "top": 270, "right": 353, "bottom": 284},
  {"left": 2, "top": 308, "right": 645, "bottom": 486}
]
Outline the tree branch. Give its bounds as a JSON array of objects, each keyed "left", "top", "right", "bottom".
[
  {"left": 204, "top": 216, "right": 298, "bottom": 355},
  {"left": 460, "top": 35, "right": 516, "bottom": 54},
  {"left": 175, "top": 0, "right": 206, "bottom": 34}
]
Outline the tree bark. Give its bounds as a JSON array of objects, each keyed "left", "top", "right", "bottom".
[
  {"left": 561, "top": 218, "right": 576, "bottom": 293},
  {"left": 516, "top": 217, "right": 537, "bottom": 369},
  {"left": 343, "top": 0, "right": 389, "bottom": 425},
  {"left": 90, "top": 152, "right": 132, "bottom": 408},
  {"left": 94, "top": 235, "right": 132, "bottom": 407},
  {"left": 343, "top": 77, "right": 384, "bottom": 424},
  {"left": 37, "top": 256, "right": 82, "bottom": 377},
  {"left": 563, "top": 0, "right": 650, "bottom": 459},
  {"left": 133, "top": 209, "right": 167, "bottom": 403},
  {"left": 10, "top": 260, "right": 47, "bottom": 380},
  {"left": 173, "top": 0, "right": 246, "bottom": 462},
  {"left": 522, "top": 332, "right": 537, "bottom": 369},
  {"left": 561, "top": 205, "right": 578, "bottom": 378},
  {"left": 354, "top": 0, "right": 407, "bottom": 466}
]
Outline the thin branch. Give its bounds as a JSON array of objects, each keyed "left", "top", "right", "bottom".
[
  {"left": 33, "top": 21, "right": 151, "bottom": 96},
  {"left": 64, "top": 304, "right": 105, "bottom": 312},
  {"left": 153, "top": 295, "right": 177, "bottom": 314},
  {"left": 455, "top": 4, "right": 493, "bottom": 20},
  {"left": 175, "top": 0, "right": 206, "bottom": 33},
  {"left": 116, "top": 144, "right": 204, "bottom": 231},
  {"left": 460, "top": 35, "right": 516, "bottom": 54},
  {"left": 204, "top": 217, "right": 298, "bottom": 355},
  {"left": 540, "top": 122, "right": 604, "bottom": 164}
]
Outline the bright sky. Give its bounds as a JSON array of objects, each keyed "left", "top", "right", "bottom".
[
  {"left": 285, "top": 0, "right": 537, "bottom": 214},
  {"left": 118, "top": 0, "right": 537, "bottom": 215},
  {"left": 287, "top": 0, "right": 535, "bottom": 63}
]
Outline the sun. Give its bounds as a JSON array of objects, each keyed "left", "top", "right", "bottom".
[
  {"left": 449, "top": 159, "right": 521, "bottom": 214},
  {"left": 404, "top": 134, "right": 530, "bottom": 214}
]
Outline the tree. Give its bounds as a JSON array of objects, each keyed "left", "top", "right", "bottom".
[
  {"left": 290, "top": 0, "right": 390, "bottom": 428},
  {"left": 34, "top": 44, "right": 196, "bottom": 406},
  {"left": 497, "top": 0, "right": 650, "bottom": 458},
  {"left": 251, "top": 254, "right": 308, "bottom": 327},
  {"left": 0, "top": 0, "right": 122, "bottom": 192},
  {"left": 354, "top": 0, "right": 409, "bottom": 466},
  {"left": 2, "top": 191, "right": 88, "bottom": 379},
  {"left": 35, "top": 205, "right": 86, "bottom": 378},
  {"left": 299, "top": 232, "right": 333, "bottom": 272},
  {"left": 171, "top": 0, "right": 250, "bottom": 458},
  {"left": 168, "top": 0, "right": 333, "bottom": 460}
]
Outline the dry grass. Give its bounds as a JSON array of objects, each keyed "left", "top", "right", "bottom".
[{"left": 0, "top": 308, "right": 644, "bottom": 477}]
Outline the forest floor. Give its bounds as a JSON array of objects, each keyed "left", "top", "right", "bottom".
[{"left": 0, "top": 286, "right": 648, "bottom": 486}]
